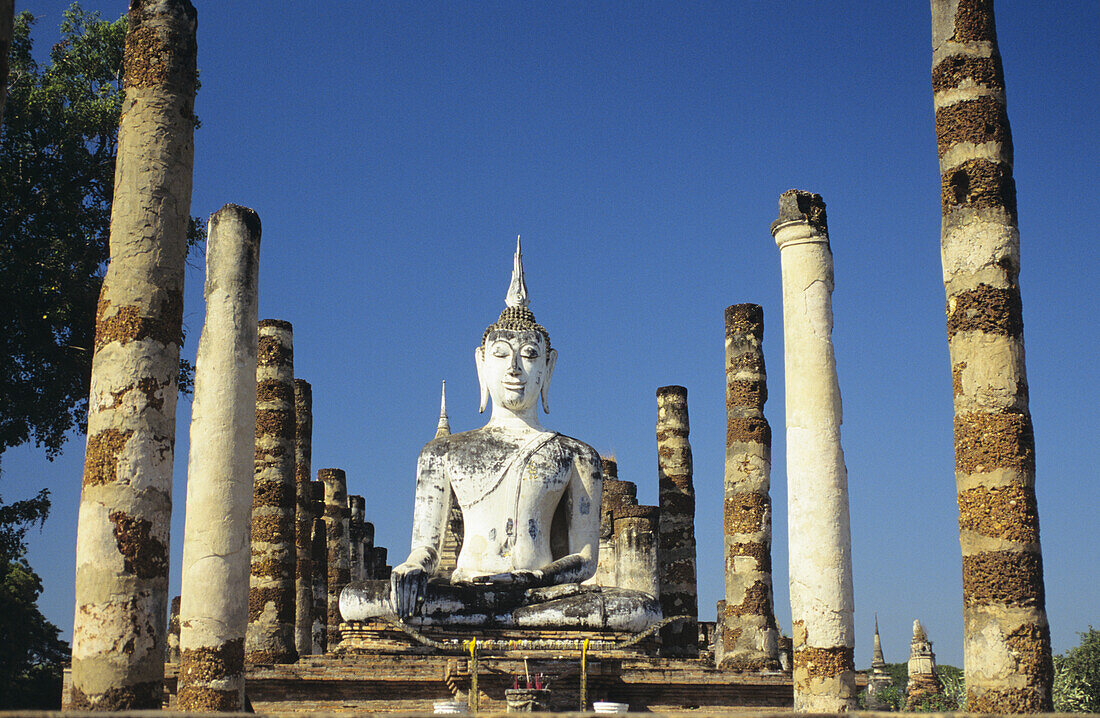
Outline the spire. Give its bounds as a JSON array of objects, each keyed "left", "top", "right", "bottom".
[
  {"left": 872, "top": 613, "right": 885, "bottom": 667},
  {"left": 434, "top": 380, "right": 450, "bottom": 439},
  {"left": 912, "top": 619, "right": 927, "bottom": 643},
  {"left": 505, "top": 235, "right": 529, "bottom": 309}
]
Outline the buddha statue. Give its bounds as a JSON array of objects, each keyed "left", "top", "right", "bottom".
[{"left": 340, "top": 239, "right": 661, "bottom": 632}]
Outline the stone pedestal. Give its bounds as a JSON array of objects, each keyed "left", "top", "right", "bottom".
[
  {"left": 718, "top": 303, "right": 778, "bottom": 671},
  {"left": 656, "top": 385, "right": 698, "bottom": 656},
  {"left": 771, "top": 190, "right": 855, "bottom": 709},
  {"left": 177, "top": 204, "right": 261, "bottom": 710}
]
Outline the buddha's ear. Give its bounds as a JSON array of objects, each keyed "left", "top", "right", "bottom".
[
  {"left": 541, "top": 349, "right": 557, "bottom": 414},
  {"left": 475, "top": 346, "right": 489, "bottom": 413}
]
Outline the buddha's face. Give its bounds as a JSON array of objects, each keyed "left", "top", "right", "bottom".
[{"left": 478, "top": 330, "right": 555, "bottom": 415}]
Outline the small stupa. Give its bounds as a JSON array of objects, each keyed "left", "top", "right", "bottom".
[{"left": 905, "top": 619, "right": 943, "bottom": 708}]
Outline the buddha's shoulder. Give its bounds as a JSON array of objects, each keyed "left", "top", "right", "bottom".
[
  {"left": 418, "top": 429, "right": 599, "bottom": 464},
  {"left": 550, "top": 433, "right": 600, "bottom": 465}
]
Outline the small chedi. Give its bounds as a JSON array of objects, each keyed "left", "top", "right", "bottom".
[
  {"left": 340, "top": 239, "right": 661, "bottom": 632},
  {"left": 906, "top": 619, "right": 943, "bottom": 708},
  {"left": 864, "top": 616, "right": 893, "bottom": 710}
]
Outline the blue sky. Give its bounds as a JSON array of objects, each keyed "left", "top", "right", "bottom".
[{"left": 5, "top": 1, "right": 1099, "bottom": 669}]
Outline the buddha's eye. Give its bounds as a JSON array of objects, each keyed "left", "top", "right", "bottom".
[
  {"left": 520, "top": 346, "right": 540, "bottom": 360},
  {"left": 491, "top": 343, "right": 510, "bottom": 358}
]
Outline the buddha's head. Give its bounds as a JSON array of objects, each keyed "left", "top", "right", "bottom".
[{"left": 476, "top": 238, "right": 557, "bottom": 416}]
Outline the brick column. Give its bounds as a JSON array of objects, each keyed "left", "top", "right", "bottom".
[
  {"left": 656, "top": 385, "right": 698, "bottom": 656},
  {"left": 320, "top": 468, "right": 350, "bottom": 646},
  {"left": 931, "top": 1, "right": 1051, "bottom": 710},
  {"left": 246, "top": 320, "right": 297, "bottom": 664},
  {"left": 718, "top": 304, "right": 779, "bottom": 671},
  {"left": 293, "top": 379, "right": 313, "bottom": 657}
]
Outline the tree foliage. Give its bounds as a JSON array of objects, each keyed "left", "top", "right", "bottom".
[
  {"left": 0, "top": 3, "right": 199, "bottom": 459},
  {"left": 1054, "top": 628, "right": 1100, "bottom": 713},
  {"left": 0, "top": 490, "right": 68, "bottom": 709}
]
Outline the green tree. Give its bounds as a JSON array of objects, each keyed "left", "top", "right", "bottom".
[
  {"left": 0, "top": 3, "right": 198, "bottom": 459},
  {"left": 1053, "top": 628, "right": 1100, "bottom": 713},
  {"left": 0, "top": 490, "right": 68, "bottom": 709}
]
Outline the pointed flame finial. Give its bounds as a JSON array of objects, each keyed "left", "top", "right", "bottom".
[
  {"left": 434, "top": 380, "right": 451, "bottom": 438},
  {"left": 505, "top": 235, "right": 529, "bottom": 309}
]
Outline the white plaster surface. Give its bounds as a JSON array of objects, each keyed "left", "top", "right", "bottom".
[
  {"left": 178, "top": 206, "right": 259, "bottom": 667},
  {"left": 774, "top": 216, "right": 855, "bottom": 709}
]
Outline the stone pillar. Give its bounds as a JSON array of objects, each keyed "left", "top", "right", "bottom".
[
  {"left": 719, "top": 304, "right": 779, "bottom": 671},
  {"left": 166, "top": 596, "right": 181, "bottom": 664},
  {"left": 69, "top": 1, "right": 197, "bottom": 708},
  {"left": 177, "top": 204, "right": 261, "bottom": 710},
  {"left": 371, "top": 546, "right": 391, "bottom": 581},
  {"left": 656, "top": 385, "right": 699, "bottom": 656},
  {"left": 246, "top": 320, "right": 297, "bottom": 664},
  {"left": 931, "top": 2, "right": 1051, "bottom": 710},
  {"left": 361, "top": 520, "right": 376, "bottom": 579},
  {"left": 348, "top": 495, "right": 366, "bottom": 581},
  {"left": 591, "top": 457, "right": 636, "bottom": 587},
  {"left": 293, "top": 379, "right": 313, "bottom": 657},
  {"left": 320, "top": 468, "right": 350, "bottom": 645},
  {"left": 613, "top": 505, "right": 659, "bottom": 598},
  {"left": 309, "top": 507, "right": 327, "bottom": 654},
  {"left": 771, "top": 190, "right": 856, "bottom": 710}
]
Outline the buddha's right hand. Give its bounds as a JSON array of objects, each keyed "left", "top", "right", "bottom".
[{"left": 391, "top": 562, "right": 429, "bottom": 619}]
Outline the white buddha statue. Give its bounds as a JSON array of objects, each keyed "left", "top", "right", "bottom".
[{"left": 340, "top": 239, "right": 660, "bottom": 632}]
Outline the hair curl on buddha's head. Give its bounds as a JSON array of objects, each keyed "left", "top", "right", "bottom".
[{"left": 482, "top": 305, "right": 551, "bottom": 351}]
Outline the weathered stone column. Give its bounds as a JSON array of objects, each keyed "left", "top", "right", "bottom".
[
  {"left": 71, "top": 1, "right": 197, "bottom": 708},
  {"left": 591, "top": 457, "right": 636, "bottom": 587},
  {"left": 771, "top": 190, "right": 856, "bottom": 710},
  {"left": 309, "top": 507, "right": 327, "bottom": 654},
  {"left": 246, "top": 320, "right": 297, "bottom": 664},
  {"left": 176, "top": 204, "right": 261, "bottom": 710},
  {"left": 931, "top": 2, "right": 1052, "bottom": 711},
  {"left": 166, "top": 596, "right": 181, "bottom": 664},
  {"left": 349, "top": 495, "right": 366, "bottom": 581},
  {"left": 371, "top": 546, "right": 390, "bottom": 580},
  {"left": 320, "top": 468, "right": 350, "bottom": 645},
  {"left": 293, "top": 379, "right": 313, "bottom": 657},
  {"left": 613, "top": 505, "right": 659, "bottom": 598},
  {"left": 656, "top": 385, "right": 699, "bottom": 656},
  {"left": 719, "top": 304, "right": 779, "bottom": 671}
]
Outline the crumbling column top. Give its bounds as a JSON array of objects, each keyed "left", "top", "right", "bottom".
[{"left": 771, "top": 189, "right": 830, "bottom": 247}]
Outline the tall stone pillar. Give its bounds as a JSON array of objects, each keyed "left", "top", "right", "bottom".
[
  {"left": 177, "top": 204, "right": 261, "bottom": 710},
  {"left": 931, "top": 2, "right": 1052, "bottom": 711},
  {"left": 613, "top": 505, "right": 660, "bottom": 598},
  {"left": 320, "top": 468, "right": 350, "bottom": 645},
  {"left": 70, "top": 1, "right": 197, "bottom": 708},
  {"left": 348, "top": 495, "right": 366, "bottom": 581},
  {"left": 246, "top": 320, "right": 297, "bottom": 664},
  {"left": 656, "top": 385, "right": 699, "bottom": 656},
  {"left": 166, "top": 596, "right": 181, "bottom": 664},
  {"left": 771, "top": 190, "right": 856, "bottom": 710},
  {"left": 718, "top": 304, "right": 779, "bottom": 671},
  {"left": 309, "top": 504, "right": 327, "bottom": 653},
  {"left": 293, "top": 379, "right": 313, "bottom": 657}
]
